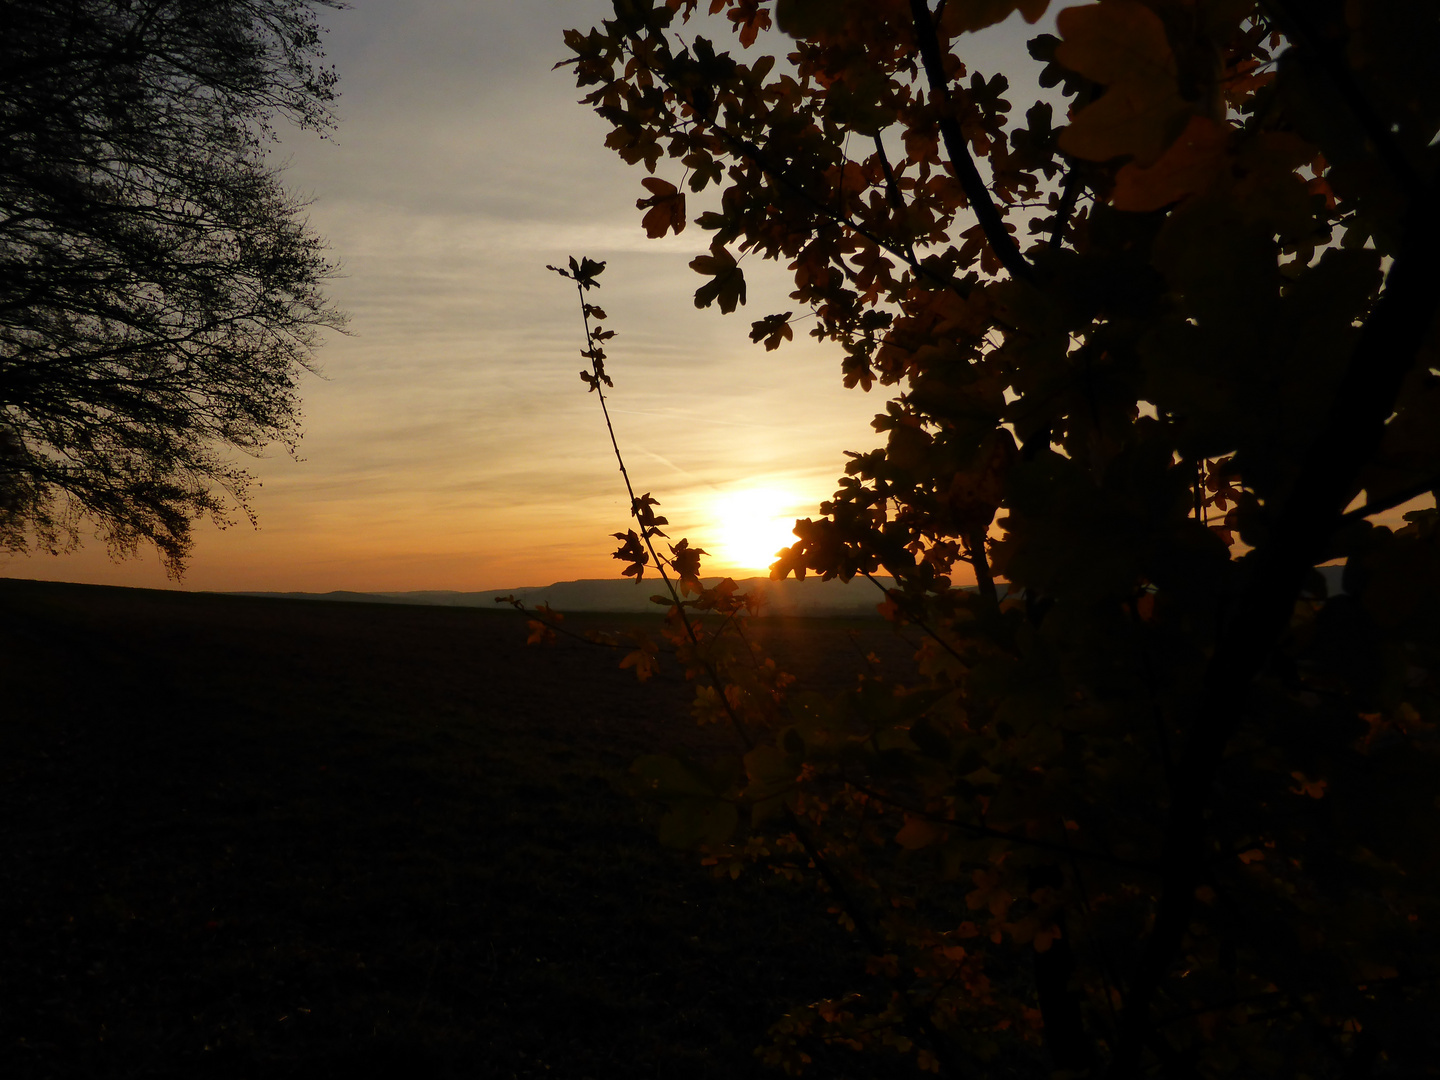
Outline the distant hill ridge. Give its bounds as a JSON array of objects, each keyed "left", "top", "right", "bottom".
[
  {"left": 230, "top": 565, "right": 1350, "bottom": 616},
  {"left": 231, "top": 575, "right": 901, "bottom": 617}
]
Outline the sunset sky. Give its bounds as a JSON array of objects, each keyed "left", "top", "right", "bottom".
[
  {"left": 6, "top": 1, "right": 919, "bottom": 592},
  {"left": 5, "top": 2, "right": 1418, "bottom": 596},
  {"left": 3, "top": 1, "right": 1006, "bottom": 593}
]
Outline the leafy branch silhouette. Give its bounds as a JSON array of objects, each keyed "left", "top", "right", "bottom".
[{"left": 533, "top": 1, "right": 1440, "bottom": 1074}]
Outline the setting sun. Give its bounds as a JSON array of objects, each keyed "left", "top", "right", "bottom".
[{"left": 707, "top": 487, "right": 805, "bottom": 573}]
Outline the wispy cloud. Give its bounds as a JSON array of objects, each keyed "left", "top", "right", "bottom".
[{"left": 3, "top": 1, "right": 1041, "bottom": 593}]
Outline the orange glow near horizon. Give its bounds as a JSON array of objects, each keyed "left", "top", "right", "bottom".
[
  {"left": 8, "top": 6, "right": 1433, "bottom": 602},
  {"left": 704, "top": 487, "right": 805, "bottom": 576}
]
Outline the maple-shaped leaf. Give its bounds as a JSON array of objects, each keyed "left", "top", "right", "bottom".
[
  {"left": 1054, "top": 0, "right": 1191, "bottom": 166},
  {"left": 575, "top": 256, "right": 607, "bottom": 287},
  {"left": 726, "top": 0, "right": 772, "bottom": 47},
  {"left": 579, "top": 361, "right": 613, "bottom": 391},
  {"left": 550, "top": 254, "right": 608, "bottom": 289},
  {"left": 841, "top": 343, "right": 875, "bottom": 391},
  {"left": 612, "top": 529, "right": 650, "bottom": 580},
  {"left": 749, "top": 312, "right": 794, "bottom": 351},
  {"left": 604, "top": 121, "right": 665, "bottom": 172},
  {"left": 683, "top": 148, "right": 724, "bottom": 192},
  {"left": 637, "top": 177, "right": 687, "bottom": 238},
  {"left": 691, "top": 245, "right": 747, "bottom": 313},
  {"left": 620, "top": 647, "right": 659, "bottom": 681},
  {"left": 620, "top": 633, "right": 660, "bottom": 681},
  {"left": 631, "top": 492, "right": 669, "bottom": 532},
  {"left": 1111, "top": 115, "right": 1231, "bottom": 211},
  {"left": 669, "top": 537, "right": 707, "bottom": 583}
]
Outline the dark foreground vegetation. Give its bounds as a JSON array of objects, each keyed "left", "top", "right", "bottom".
[{"left": 0, "top": 577, "right": 918, "bottom": 1079}]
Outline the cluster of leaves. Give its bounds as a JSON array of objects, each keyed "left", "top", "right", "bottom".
[{"left": 553, "top": 1, "right": 1440, "bottom": 1076}]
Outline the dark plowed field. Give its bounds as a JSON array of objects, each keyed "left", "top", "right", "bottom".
[{"left": 0, "top": 577, "right": 923, "bottom": 1079}]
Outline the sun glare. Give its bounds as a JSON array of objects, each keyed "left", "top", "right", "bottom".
[{"left": 708, "top": 487, "right": 803, "bottom": 574}]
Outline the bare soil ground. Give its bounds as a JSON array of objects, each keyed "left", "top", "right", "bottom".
[{"left": 0, "top": 577, "right": 924, "bottom": 1079}]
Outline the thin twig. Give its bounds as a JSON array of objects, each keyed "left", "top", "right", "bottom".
[
  {"left": 1049, "top": 164, "right": 1085, "bottom": 250},
  {"left": 873, "top": 133, "right": 919, "bottom": 268},
  {"left": 859, "top": 569, "right": 991, "bottom": 670},
  {"left": 568, "top": 272, "right": 760, "bottom": 748},
  {"left": 557, "top": 262, "right": 968, "bottom": 1078},
  {"left": 965, "top": 526, "right": 998, "bottom": 609}
]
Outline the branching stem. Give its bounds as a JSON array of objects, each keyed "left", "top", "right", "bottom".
[
  {"left": 560, "top": 262, "right": 972, "bottom": 1077},
  {"left": 908, "top": 0, "right": 1035, "bottom": 284}
]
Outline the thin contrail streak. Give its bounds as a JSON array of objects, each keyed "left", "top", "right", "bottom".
[
  {"left": 632, "top": 446, "right": 718, "bottom": 488},
  {"left": 608, "top": 407, "right": 774, "bottom": 430}
]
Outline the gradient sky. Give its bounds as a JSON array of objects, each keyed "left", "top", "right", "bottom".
[
  {"left": 5, "top": 1, "right": 914, "bottom": 592},
  {"left": 6, "top": 2, "right": 1418, "bottom": 595},
  {"left": 5, "top": 1, "right": 1028, "bottom": 593}
]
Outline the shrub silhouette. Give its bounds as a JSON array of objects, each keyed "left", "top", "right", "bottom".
[{"left": 546, "top": 2, "right": 1440, "bottom": 1075}]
